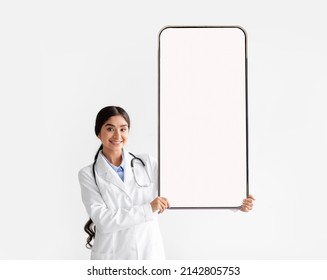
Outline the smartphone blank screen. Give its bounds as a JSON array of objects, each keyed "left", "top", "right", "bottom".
[{"left": 159, "top": 26, "right": 248, "bottom": 208}]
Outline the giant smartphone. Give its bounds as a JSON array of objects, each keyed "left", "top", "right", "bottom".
[{"left": 158, "top": 26, "right": 248, "bottom": 209}]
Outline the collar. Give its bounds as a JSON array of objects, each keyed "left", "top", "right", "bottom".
[
  {"left": 95, "top": 148, "right": 134, "bottom": 194},
  {"left": 100, "top": 150, "right": 125, "bottom": 172}
]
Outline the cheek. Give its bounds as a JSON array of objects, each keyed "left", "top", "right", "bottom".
[
  {"left": 99, "top": 131, "right": 112, "bottom": 141},
  {"left": 99, "top": 136, "right": 106, "bottom": 144}
]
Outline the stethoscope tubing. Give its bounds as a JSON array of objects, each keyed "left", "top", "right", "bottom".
[{"left": 92, "top": 151, "right": 151, "bottom": 187}]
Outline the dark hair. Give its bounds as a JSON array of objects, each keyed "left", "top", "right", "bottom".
[{"left": 84, "top": 106, "right": 130, "bottom": 249}]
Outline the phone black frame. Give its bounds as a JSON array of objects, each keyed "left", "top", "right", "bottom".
[{"left": 158, "top": 26, "right": 249, "bottom": 210}]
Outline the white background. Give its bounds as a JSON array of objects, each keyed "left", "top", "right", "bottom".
[{"left": 0, "top": 0, "right": 326, "bottom": 260}]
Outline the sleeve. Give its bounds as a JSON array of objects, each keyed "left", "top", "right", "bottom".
[{"left": 78, "top": 167, "right": 154, "bottom": 234}]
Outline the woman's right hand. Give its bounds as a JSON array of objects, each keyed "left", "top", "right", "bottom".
[{"left": 150, "top": 197, "right": 170, "bottom": 214}]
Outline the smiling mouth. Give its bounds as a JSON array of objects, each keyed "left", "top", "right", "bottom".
[{"left": 110, "top": 140, "right": 122, "bottom": 145}]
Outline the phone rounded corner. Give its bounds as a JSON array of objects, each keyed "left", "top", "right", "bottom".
[
  {"left": 158, "top": 26, "right": 174, "bottom": 39},
  {"left": 233, "top": 25, "right": 247, "bottom": 39}
]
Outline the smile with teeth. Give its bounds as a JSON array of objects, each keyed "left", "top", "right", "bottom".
[{"left": 110, "top": 140, "right": 122, "bottom": 145}]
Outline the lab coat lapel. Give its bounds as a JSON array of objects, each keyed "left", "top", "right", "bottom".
[{"left": 95, "top": 151, "right": 129, "bottom": 195}]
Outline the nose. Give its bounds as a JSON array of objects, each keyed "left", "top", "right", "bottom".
[{"left": 113, "top": 129, "right": 121, "bottom": 138}]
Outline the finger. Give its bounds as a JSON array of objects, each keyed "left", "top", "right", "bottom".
[
  {"left": 242, "top": 201, "right": 253, "bottom": 210},
  {"left": 248, "top": 194, "right": 255, "bottom": 200},
  {"left": 158, "top": 200, "right": 167, "bottom": 213},
  {"left": 163, "top": 200, "right": 169, "bottom": 210},
  {"left": 161, "top": 197, "right": 169, "bottom": 205},
  {"left": 157, "top": 205, "right": 163, "bottom": 214},
  {"left": 247, "top": 199, "right": 254, "bottom": 205},
  {"left": 243, "top": 200, "right": 253, "bottom": 207},
  {"left": 240, "top": 206, "right": 248, "bottom": 212},
  {"left": 245, "top": 205, "right": 253, "bottom": 211},
  {"left": 153, "top": 198, "right": 164, "bottom": 213},
  {"left": 160, "top": 198, "right": 168, "bottom": 208},
  {"left": 159, "top": 197, "right": 169, "bottom": 209}
]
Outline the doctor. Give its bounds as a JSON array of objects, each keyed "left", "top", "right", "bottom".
[
  {"left": 79, "top": 106, "right": 255, "bottom": 260},
  {"left": 78, "top": 106, "right": 169, "bottom": 260}
]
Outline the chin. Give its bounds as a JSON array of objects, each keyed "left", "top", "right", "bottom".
[{"left": 109, "top": 145, "right": 123, "bottom": 151}]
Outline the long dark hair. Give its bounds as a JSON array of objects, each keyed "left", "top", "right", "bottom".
[{"left": 84, "top": 106, "right": 130, "bottom": 249}]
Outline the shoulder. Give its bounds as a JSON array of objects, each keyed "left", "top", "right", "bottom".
[
  {"left": 78, "top": 163, "right": 93, "bottom": 182},
  {"left": 135, "top": 153, "right": 158, "bottom": 170}
]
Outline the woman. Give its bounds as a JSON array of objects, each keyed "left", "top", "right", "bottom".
[
  {"left": 79, "top": 106, "right": 254, "bottom": 260},
  {"left": 78, "top": 106, "right": 169, "bottom": 260}
]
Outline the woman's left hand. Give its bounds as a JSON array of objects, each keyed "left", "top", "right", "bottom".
[{"left": 240, "top": 195, "right": 255, "bottom": 212}]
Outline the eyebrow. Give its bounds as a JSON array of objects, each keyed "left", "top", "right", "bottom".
[{"left": 104, "top": 123, "right": 128, "bottom": 128}]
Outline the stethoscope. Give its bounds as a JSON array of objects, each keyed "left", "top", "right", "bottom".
[{"left": 92, "top": 151, "right": 152, "bottom": 188}]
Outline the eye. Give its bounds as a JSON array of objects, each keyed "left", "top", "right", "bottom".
[
  {"left": 107, "top": 127, "right": 114, "bottom": 132},
  {"left": 121, "top": 128, "right": 128, "bottom": 133}
]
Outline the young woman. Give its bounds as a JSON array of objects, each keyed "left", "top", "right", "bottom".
[
  {"left": 79, "top": 106, "right": 254, "bottom": 260},
  {"left": 79, "top": 106, "right": 169, "bottom": 260}
]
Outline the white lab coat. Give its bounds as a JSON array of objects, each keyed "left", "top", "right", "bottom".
[{"left": 78, "top": 149, "right": 165, "bottom": 260}]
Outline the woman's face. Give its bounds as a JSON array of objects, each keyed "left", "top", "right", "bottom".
[{"left": 98, "top": 115, "right": 129, "bottom": 153}]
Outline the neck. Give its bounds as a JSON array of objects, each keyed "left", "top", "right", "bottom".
[{"left": 102, "top": 148, "right": 123, "bottom": 166}]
